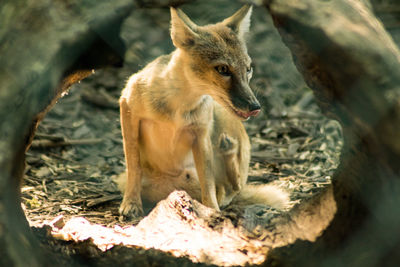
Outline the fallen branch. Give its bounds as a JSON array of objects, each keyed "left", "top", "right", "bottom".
[
  {"left": 31, "top": 138, "right": 103, "bottom": 149},
  {"left": 86, "top": 194, "right": 121, "bottom": 207},
  {"left": 81, "top": 88, "right": 119, "bottom": 110}
]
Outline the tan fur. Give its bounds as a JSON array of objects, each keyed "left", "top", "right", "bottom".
[{"left": 118, "top": 5, "right": 288, "bottom": 218}]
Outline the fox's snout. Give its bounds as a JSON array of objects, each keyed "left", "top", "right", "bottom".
[
  {"left": 228, "top": 81, "right": 261, "bottom": 119},
  {"left": 228, "top": 95, "right": 261, "bottom": 120},
  {"left": 238, "top": 100, "right": 261, "bottom": 119}
]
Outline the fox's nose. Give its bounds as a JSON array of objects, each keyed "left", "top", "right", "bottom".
[{"left": 249, "top": 102, "right": 261, "bottom": 117}]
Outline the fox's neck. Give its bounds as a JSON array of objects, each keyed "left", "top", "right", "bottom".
[{"left": 164, "top": 49, "right": 206, "bottom": 113}]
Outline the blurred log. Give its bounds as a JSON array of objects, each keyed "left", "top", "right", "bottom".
[
  {"left": 0, "top": 0, "right": 133, "bottom": 265},
  {"left": 263, "top": 0, "right": 400, "bottom": 265}
]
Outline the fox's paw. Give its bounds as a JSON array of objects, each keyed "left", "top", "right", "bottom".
[
  {"left": 119, "top": 198, "right": 144, "bottom": 220},
  {"left": 218, "top": 133, "right": 238, "bottom": 154}
]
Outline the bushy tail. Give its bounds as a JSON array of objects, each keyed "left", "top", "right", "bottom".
[{"left": 232, "top": 184, "right": 290, "bottom": 210}]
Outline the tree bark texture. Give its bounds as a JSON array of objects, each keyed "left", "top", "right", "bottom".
[
  {"left": 264, "top": 0, "right": 400, "bottom": 266},
  {"left": 0, "top": 0, "right": 133, "bottom": 265}
]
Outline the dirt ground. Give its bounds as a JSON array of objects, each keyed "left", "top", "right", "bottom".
[{"left": 22, "top": 1, "right": 343, "bottom": 265}]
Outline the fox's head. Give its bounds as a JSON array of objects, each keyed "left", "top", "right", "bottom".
[{"left": 170, "top": 5, "right": 260, "bottom": 120}]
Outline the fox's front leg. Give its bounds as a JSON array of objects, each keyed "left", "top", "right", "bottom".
[
  {"left": 218, "top": 133, "right": 241, "bottom": 191},
  {"left": 119, "top": 98, "right": 143, "bottom": 218},
  {"left": 192, "top": 129, "right": 219, "bottom": 211}
]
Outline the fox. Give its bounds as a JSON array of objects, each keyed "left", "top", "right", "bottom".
[{"left": 118, "top": 5, "right": 289, "bottom": 218}]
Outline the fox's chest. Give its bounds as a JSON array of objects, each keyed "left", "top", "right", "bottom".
[
  {"left": 139, "top": 95, "right": 213, "bottom": 172},
  {"left": 140, "top": 119, "right": 194, "bottom": 154},
  {"left": 139, "top": 119, "right": 196, "bottom": 172}
]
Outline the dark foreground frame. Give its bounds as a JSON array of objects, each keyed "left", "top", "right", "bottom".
[{"left": 1, "top": 0, "right": 400, "bottom": 266}]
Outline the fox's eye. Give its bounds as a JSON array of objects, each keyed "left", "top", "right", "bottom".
[{"left": 215, "top": 65, "right": 231, "bottom": 76}]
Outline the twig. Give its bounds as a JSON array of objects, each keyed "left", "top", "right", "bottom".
[
  {"left": 81, "top": 89, "right": 119, "bottom": 110},
  {"left": 42, "top": 179, "right": 48, "bottom": 194},
  {"left": 86, "top": 194, "right": 121, "bottom": 207},
  {"left": 31, "top": 138, "right": 103, "bottom": 148},
  {"left": 35, "top": 133, "right": 65, "bottom": 142},
  {"left": 47, "top": 152, "right": 80, "bottom": 163},
  {"left": 251, "top": 154, "right": 306, "bottom": 164}
]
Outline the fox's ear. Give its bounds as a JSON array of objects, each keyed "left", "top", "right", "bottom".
[
  {"left": 222, "top": 5, "right": 252, "bottom": 39},
  {"left": 170, "top": 7, "right": 199, "bottom": 48}
]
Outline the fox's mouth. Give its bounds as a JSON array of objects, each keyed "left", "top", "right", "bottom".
[
  {"left": 231, "top": 105, "right": 252, "bottom": 120},
  {"left": 219, "top": 98, "right": 259, "bottom": 121}
]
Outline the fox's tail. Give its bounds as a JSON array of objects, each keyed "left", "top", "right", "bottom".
[{"left": 231, "top": 183, "right": 290, "bottom": 210}]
